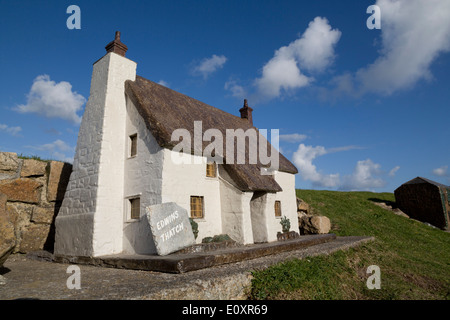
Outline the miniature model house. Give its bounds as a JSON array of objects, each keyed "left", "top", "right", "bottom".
[{"left": 54, "top": 32, "right": 299, "bottom": 257}]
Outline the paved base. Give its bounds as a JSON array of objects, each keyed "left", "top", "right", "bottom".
[
  {"left": 0, "top": 235, "right": 374, "bottom": 300},
  {"left": 50, "top": 234, "right": 336, "bottom": 273}
]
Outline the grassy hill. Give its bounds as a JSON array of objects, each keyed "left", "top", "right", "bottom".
[{"left": 249, "top": 190, "right": 450, "bottom": 300}]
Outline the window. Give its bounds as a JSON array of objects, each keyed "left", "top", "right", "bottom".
[
  {"left": 190, "top": 196, "right": 204, "bottom": 219},
  {"left": 206, "top": 162, "right": 217, "bottom": 178},
  {"left": 129, "top": 197, "right": 140, "bottom": 220},
  {"left": 129, "top": 134, "right": 137, "bottom": 157},
  {"left": 274, "top": 200, "right": 282, "bottom": 217}
]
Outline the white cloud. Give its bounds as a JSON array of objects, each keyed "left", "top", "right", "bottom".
[
  {"left": 0, "top": 123, "right": 22, "bottom": 136},
  {"left": 293, "top": 16, "right": 342, "bottom": 72},
  {"left": 192, "top": 54, "right": 227, "bottom": 79},
  {"left": 254, "top": 17, "right": 341, "bottom": 101},
  {"left": 157, "top": 80, "right": 169, "bottom": 87},
  {"left": 14, "top": 75, "right": 85, "bottom": 124},
  {"left": 27, "top": 139, "right": 75, "bottom": 163},
  {"left": 432, "top": 165, "right": 448, "bottom": 177},
  {"left": 279, "top": 133, "right": 308, "bottom": 143},
  {"left": 293, "top": 143, "right": 387, "bottom": 190},
  {"left": 332, "top": 0, "right": 450, "bottom": 96},
  {"left": 340, "top": 159, "right": 386, "bottom": 191},
  {"left": 292, "top": 144, "right": 340, "bottom": 188},
  {"left": 388, "top": 165, "right": 400, "bottom": 177},
  {"left": 224, "top": 80, "right": 246, "bottom": 99}
]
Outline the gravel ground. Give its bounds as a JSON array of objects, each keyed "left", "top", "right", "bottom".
[{"left": 0, "top": 236, "right": 373, "bottom": 300}]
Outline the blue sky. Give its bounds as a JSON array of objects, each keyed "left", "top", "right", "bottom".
[{"left": 1, "top": 0, "right": 449, "bottom": 192}]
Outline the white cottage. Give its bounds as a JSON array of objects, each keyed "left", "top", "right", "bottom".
[{"left": 54, "top": 32, "right": 299, "bottom": 257}]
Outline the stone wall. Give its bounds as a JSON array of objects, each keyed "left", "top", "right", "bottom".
[{"left": 0, "top": 152, "right": 72, "bottom": 257}]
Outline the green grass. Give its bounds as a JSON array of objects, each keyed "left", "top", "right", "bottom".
[
  {"left": 249, "top": 190, "right": 450, "bottom": 300},
  {"left": 17, "top": 153, "right": 50, "bottom": 162}
]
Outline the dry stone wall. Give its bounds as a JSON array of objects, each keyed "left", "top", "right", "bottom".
[{"left": 0, "top": 152, "right": 72, "bottom": 260}]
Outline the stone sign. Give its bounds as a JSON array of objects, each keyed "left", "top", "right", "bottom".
[{"left": 146, "top": 202, "right": 196, "bottom": 256}]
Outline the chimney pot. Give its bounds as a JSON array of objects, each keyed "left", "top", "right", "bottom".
[
  {"left": 105, "top": 31, "right": 128, "bottom": 57},
  {"left": 239, "top": 99, "right": 253, "bottom": 125}
]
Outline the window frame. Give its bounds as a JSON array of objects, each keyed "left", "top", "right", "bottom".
[
  {"left": 190, "top": 195, "right": 204, "bottom": 219},
  {"left": 206, "top": 162, "right": 217, "bottom": 178},
  {"left": 129, "top": 133, "right": 138, "bottom": 158},
  {"left": 125, "top": 196, "right": 141, "bottom": 221},
  {"left": 274, "top": 200, "right": 282, "bottom": 217}
]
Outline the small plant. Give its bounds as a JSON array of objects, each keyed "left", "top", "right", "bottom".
[
  {"left": 280, "top": 216, "right": 291, "bottom": 233},
  {"left": 202, "top": 234, "right": 232, "bottom": 243},
  {"left": 189, "top": 218, "right": 199, "bottom": 239}
]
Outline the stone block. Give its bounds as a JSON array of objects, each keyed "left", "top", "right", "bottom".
[
  {"left": 0, "top": 152, "right": 21, "bottom": 180},
  {"left": 32, "top": 206, "right": 56, "bottom": 224},
  {"left": 20, "top": 159, "right": 47, "bottom": 177},
  {"left": 19, "top": 223, "right": 51, "bottom": 253},
  {"left": 0, "top": 178, "right": 43, "bottom": 204},
  {"left": 299, "top": 214, "right": 331, "bottom": 235},
  {"left": 47, "top": 161, "right": 72, "bottom": 202},
  {"left": 146, "top": 202, "right": 196, "bottom": 256},
  {"left": 0, "top": 193, "right": 16, "bottom": 266}
]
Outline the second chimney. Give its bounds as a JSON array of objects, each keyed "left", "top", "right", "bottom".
[{"left": 239, "top": 99, "right": 253, "bottom": 125}]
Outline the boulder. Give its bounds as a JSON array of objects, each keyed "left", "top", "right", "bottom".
[
  {"left": 20, "top": 159, "right": 47, "bottom": 177},
  {"left": 0, "top": 178, "right": 42, "bottom": 204},
  {"left": 299, "top": 214, "right": 331, "bottom": 235},
  {"left": 47, "top": 161, "right": 72, "bottom": 202},
  {"left": 296, "top": 197, "right": 310, "bottom": 213},
  {"left": 0, "top": 193, "right": 15, "bottom": 266}
]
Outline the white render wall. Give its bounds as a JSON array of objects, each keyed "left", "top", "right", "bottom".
[
  {"left": 55, "top": 52, "right": 136, "bottom": 257},
  {"left": 267, "top": 171, "right": 298, "bottom": 239},
  {"left": 161, "top": 150, "right": 223, "bottom": 243},
  {"left": 122, "top": 97, "right": 164, "bottom": 254},
  {"left": 218, "top": 166, "right": 254, "bottom": 244}
]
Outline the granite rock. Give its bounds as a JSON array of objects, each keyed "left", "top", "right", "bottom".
[{"left": 146, "top": 202, "right": 196, "bottom": 256}]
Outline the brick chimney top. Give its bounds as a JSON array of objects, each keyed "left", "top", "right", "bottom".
[
  {"left": 105, "top": 31, "right": 128, "bottom": 57},
  {"left": 239, "top": 99, "right": 253, "bottom": 125}
]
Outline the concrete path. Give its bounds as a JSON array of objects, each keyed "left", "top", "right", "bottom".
[{"left": 0, "top": 236, "right": 373, "bottom": 300}]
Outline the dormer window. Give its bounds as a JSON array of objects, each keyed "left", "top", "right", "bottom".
[{"left": 206, "top": 162, "right": 217, "bottom": 178}]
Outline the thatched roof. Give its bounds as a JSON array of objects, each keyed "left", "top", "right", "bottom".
[{"left": 125, "top": 75, "right": 298, "bottom": 192}]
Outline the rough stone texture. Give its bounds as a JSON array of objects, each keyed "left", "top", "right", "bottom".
[
  {"left": 297, "top": 197, "right": 310, "bottom": 213},
  {"left": 47, "top": 161, "right": 72, "bottom": 202},
  {"left": 299, "top": 215, "right": 331, "bottom": 235},
  {"left": 0, "top": 178, "right": 43, "bottom": 204},
  {"left": 0, "top": 193, "right": 15, "bottom": 266},
  {"left": 31, "top": 206, "right": 55, "bottom": 224},
  {"left": 0, "top": 152, "right": 71, "bottom": 256},
  {"left": 146, "top": 202, "right": 196, "bottom": 256},
  {"left": 0, "top": 152, "right": 20, "bottom": 177},
  {"left": 20, "top": 159, "right": 47, "bottom": 177},
  {"left": 19, "top": 224, "right": 51, "bottom": 253}
]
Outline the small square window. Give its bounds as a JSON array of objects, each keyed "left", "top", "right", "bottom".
[
  {"left": 129, "top": 134, "right": 137, "bottom": 157},
  {"left": 274, "top": 200, "right": 282, "bottom": 217},
  {"left": 190, "top": 196, "right": 204, "bottom": 219},
  {"left": 206, "top": 162, "right": 217, "bottom": 178},
  {"left": 129, "top": 197, "right": 140, "bottom": 220}
]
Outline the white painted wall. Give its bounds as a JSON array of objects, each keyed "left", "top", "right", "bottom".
[
  {"left": 122, "top": 97, "right": 164, "bottom": 254},
  {"left": 266, "top": 171, "right": 298, "bottom": 239},
  {"left": 218, "top": 166, "right": 254, "bottom": 244},
  {"left": 161, "top": 150, "right": 223, "bottom": 243},
  {"left": 55, "top": 52, "right": 136, "bottom": 257}
]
